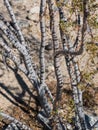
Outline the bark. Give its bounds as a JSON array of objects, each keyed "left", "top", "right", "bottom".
[
  {"left": 0, "top": 112, "right": 32, "bottom": 130},
  {"left": 40, "top": 0, "right": 46, "bottom": 85},
  {"left": 48, "top": 0, "right": 64, "bottom": 110},
  {"left": 4, "top": 0, "right": 25, "bottom": 46},
  {"left": 0, "top": 1, "right": 52, "bottom": 117},
  {"left": 56, "top": 0, "right": 87, "bottom": 129}
]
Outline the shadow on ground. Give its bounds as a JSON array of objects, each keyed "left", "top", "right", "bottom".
[{"left": 0, "top": 66, "right": 40, "bottom": 114}]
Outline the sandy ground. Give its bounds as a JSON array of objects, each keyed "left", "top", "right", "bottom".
[{"left": 0, "top": 0, "right": 98, "bottom": 129}]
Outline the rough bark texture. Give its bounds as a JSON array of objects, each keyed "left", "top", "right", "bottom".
[{"left": 0, "top": 0, "right": 98, "bottom": 130}]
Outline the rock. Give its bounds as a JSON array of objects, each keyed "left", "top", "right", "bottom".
[
  {"left": 30, "top": 6, "right": 40, "bottom": 14},
  {"left": 27, "top": 6, "right": 40, "bottom": 22},
  {"left": 46, "top": 65, "right": 54, "bottom": 73},
  {"left": 18, "top": 20, "right": 29, "bottom": 28},
  {"left": 66, "top": 123, "right": 73, "bottom": 130}
]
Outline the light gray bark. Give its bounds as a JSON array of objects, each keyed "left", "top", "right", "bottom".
[
  {"left": 40, "top": 0, "right": 46, "bottom": 85},
  {"left": 4, "top": 0, "right": 25, "bottom": 46},
  {"left": 0, "top": 0, "right": 96, "bottom": 129},
  {"left": 56, "top": 0, "right": 87, "bottom": 129},
  {"left": 0, "top": 1, "right": 52, "bottom": 117},
  {"left": 0, "top": 112, "right": 32, "bottom": 130},
  {"left": 48, "top": 0, "right": 64, "bottom": 110}
]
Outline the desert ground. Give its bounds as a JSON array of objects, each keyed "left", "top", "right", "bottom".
[{"left": 0, "top": 0, "right": 98, "bottom": 129}]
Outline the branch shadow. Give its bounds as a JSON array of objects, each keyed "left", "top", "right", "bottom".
[{"left": 0, "top": 66, "right": 40, "bottom": 114}]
